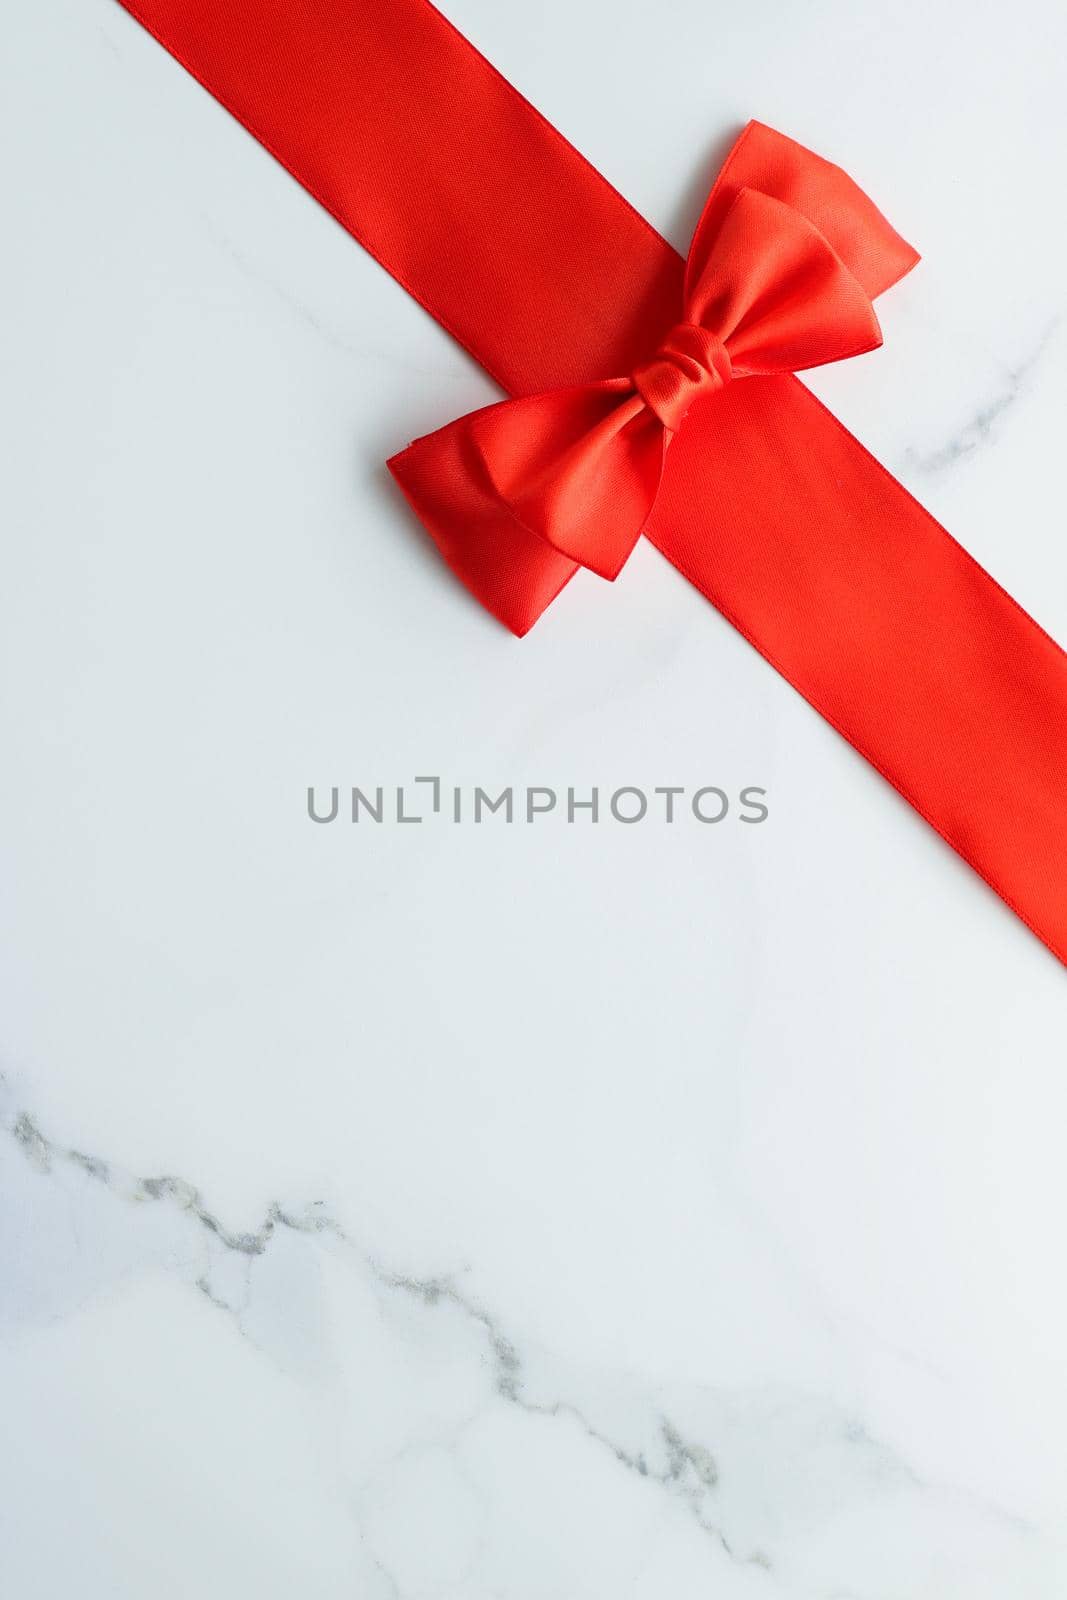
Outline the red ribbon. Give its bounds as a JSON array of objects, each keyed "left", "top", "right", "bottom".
[
  {"left": 391, "top": 122, "right": 908, "bottom": 611},
  {"left": 115, "top": 0, "right": 1067, "bottom": 965}
]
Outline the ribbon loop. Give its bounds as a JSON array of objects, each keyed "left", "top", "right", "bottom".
[
  {"left": 390, "top": 142, "right": 885, "bottom": 598},
  {"left": 632, "top": 323, "right": 732, "bottom": 432}
]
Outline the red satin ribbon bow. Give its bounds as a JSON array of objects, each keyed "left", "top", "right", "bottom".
[
  {"left": 108, "top": 0, "right": 1067, "bottom": 966},
  {"left": 387, "top": 119, "right": 920, "bottom": 638},
  {"left": 392, "top": 164, "right": 884, "bottom": 600}
]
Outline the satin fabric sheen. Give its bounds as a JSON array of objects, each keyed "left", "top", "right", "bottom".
[
  {"left": 113, "top": 0, "right": 1067, "bottom": 966},
  {"left": 390, "top": 174, "right": 888, "bottom": 586}
]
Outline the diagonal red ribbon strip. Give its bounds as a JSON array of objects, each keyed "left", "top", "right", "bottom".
[
  {"left": 390, "top": 168, "right": 891, "bottom": 589},
  {"left": 113, "top": 0, "right": 1067, "bottom": 965}
]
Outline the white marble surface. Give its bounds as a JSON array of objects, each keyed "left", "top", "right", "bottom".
[{"left": 2, "top": 0, "right": 1066, "bottom": 1594}]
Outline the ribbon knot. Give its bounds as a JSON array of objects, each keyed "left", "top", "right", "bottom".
[
  {"left": 390, "top": 124, "right": 889, "bottom": 608},
  {"left": 633, "top": 323, "right": 733, "bottom": 432}
]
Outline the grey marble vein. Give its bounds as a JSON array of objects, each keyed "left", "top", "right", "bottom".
[
  {"left": 202, "top": 221, "right": 482, "bottom": 384},
  {"left": 903, "top": 319, "right": 1059, "bottom": 475},
  {"left": 2, "top": 1071, "right": 1047, "bottom": 1597}
]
